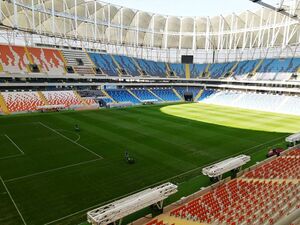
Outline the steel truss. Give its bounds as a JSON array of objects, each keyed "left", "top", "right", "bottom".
[{"left": 0, "top": 0, "right": 300, "bottom": 63}]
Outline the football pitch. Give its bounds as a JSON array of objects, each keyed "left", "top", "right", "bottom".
[{"left": 0, "top": 103, "right": 299, "bottom": 225}]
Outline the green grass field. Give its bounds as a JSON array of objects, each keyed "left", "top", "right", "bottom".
[{"left": 0, "top": 103, "right": 299, "bottom": 225}]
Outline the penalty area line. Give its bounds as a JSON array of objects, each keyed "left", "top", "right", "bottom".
[
  {"left": 4, "top": 134, "right": 25, "bottom": 155},
  {"left": 0, "top": 176, "right": 27, "bottom": 225},
  {"left": 5, "top": 158, "right": 102, "bottom": 183},
  {"left": 38, "top": 122, "right": 103, "bottom": 159}
]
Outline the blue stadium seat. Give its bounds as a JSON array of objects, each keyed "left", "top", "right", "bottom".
[
  {"left": 190, "top": 64, "right": 208, "bottom": 78},
  {"left": 169, "top": 63, "right": 185, "bottom": 78},
  {"left": 88, "top": 52, "right": 119, "bottom": 76},
  {"left": 131, "top": 89, "right": 161, "bottom": 102},
  {"left": 151, "top": 88, "right": 181, "bottom": 101},
  {"left": 106, "top": 89, "right": 140, "bottom": 104},
  {"left": 136, "top": 59, "right": 167, "bottom": 77},
  {"left": 209, "top": 62, "right": 235, "bottom": 78},
  {"left": 198, "top": 89, "right": 215, "bottom": 101},
  {"left": 257, "top": 58, "right": 295, "bottom": 73},
  {"left": 113, "top": 55, "right": 140, "bottom": 76},
  {"left": 233, "top": 60, "right": 259, "bottom": 76}
]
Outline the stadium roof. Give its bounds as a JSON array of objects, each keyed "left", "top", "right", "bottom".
[{"left": 1, "top": 0, "right": 300, "bottom": 50}]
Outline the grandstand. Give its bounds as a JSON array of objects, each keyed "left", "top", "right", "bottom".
[{"left": 0, "top": 0, "right": 299, "bottom": 225}]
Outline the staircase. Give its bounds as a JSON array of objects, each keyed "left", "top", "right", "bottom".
[
  {"left": 61, "top": 49, "right": 95, "bottom": 75},
  {"left": 172, "top": 88, "right": 183, "bottom": 100},
  {"left": 37, "top": 91, "right": 49, "bottom": 105},
  {"left": 194, "top": 89, "right": 204, "bottom": 101},
  {"left": 24, "top": 46, "right": 34, "bottom": 64},
  {"left": 127, "top": 89, "right": 142, "bottom": 102},
  {"left": 225, "top": 61, "right": 239, "bottom": 78},
  {"left": 148, "top": 89, "right": 164, "bottom": 101},
  {"left": 101, "top": 90, "right": 116, "bottom": 103},
  {"left": 204, "top": 64, "right": 211, "bottom": 78},
  {"left": 131, "top": 57, "right": 144, "bottom": 76},
  {"left": 0, "top": 93, "right": 10, "bottom": 114},
  {"left": 74, "top": 91, "right": 87, "bottom": 105},
  {"left": 252, "top": 59, "right": 264, "bottom": 74},
  {"left": 110, "top": 55, "right": 123, "bottom": 77},
  {"left": 185, "top": 64, "right": 191, "bottom": 79},
  {"left": 165, "top": 63, "right": 172, "bottom": 78}
]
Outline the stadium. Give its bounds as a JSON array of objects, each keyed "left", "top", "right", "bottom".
[{"left": 0, "top": 0, "right": 300, "bottom": 224}]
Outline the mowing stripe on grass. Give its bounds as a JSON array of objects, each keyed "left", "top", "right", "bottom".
[
  {"left": 0, "top": 176, "right": 27, "bottom": 225},
  {"left": 5, "top": 158, "right": 102, "bottom": 183},
  {"left": 38, "top": 122, "right": 103, "bottom": 159},
  {"left": 4, "top": 134, "right": 24, "bottom": 155},
  {"left": 42, "top": 135, "right": 285, "bottom": 225}
]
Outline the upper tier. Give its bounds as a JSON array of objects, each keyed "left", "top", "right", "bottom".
[{"left": 0, "top": 44, "right": 299, "bottom": 81}]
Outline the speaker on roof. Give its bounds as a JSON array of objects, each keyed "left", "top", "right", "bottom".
[{"left": 181, "top": 55, "right": 194, "bottom": 64}]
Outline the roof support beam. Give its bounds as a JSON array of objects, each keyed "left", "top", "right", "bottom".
[{"left": 250, "top": 0, "right": 300, "bottom": 22}]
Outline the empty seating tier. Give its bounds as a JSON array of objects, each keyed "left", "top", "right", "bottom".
[
  {"left": 136, "top": 59, "right": 167, "bottom": 77},
  {"left": 0, "top": 44, "right": 29, "bottom": 73},
  {"left": 168, "top": 63, "right": 185, "bottom": 78},
  {"left": 27, "top": 47, "right": 66, "bottom": 75},
  {"left": 113, "top": 55, "right": 141, "bottom": 76},
  {"left": 166, "top": 149, "right": 300, "bottom": 225},
  {"left": 88, "top": 53, "right": 119, "bottom": 76},
  {"left": 106, "top": 89, "right": 140, "bottom": 104},
  {"left": 130, "top": 89, "right": 161, "bottom": 102},
  {"left": 42, "top": 91, "right": 83, "bottom": 107},
  {"left": 244, "top": 152, "right": 300, "bottom": 180},
  {"left": 170, "top": 179, "right": 299, "bottom": 225},
  {"left": 150, "top": 88, "right": 181, "bottom": 102},
  {"left": 1, "top": 92, "right": 44, "bottom": 112},
  {"left": 62, "top": 49, "right": 95, "bottom": 75}
]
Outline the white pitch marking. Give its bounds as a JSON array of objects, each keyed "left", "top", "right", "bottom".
[
  {"left": 38, "top": 122, "right": 103, "bottom": 159},
  {"left": 5, "top": 158, "right": 102, "bottom": 183},
  {"left": 4, "top": 134, "right": 24, "bottom": 155},
  {"left": 0, "top": 176, "right": 27, "bottom": 225}
]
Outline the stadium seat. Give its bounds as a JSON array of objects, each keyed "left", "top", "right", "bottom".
[
  {"left": 106, "top": 89, "right": 140, "bottom": 104},
  {"left": 42, "top": 91, "right": 83, "bottom": 107},
  {"left": 113, "top": 55, "right": 141, "bottom": 76},
  {"left": 136, "top": 59, "right": 167, "bottom": 77},
  {"left": 61, "top": 49, "right": 95, "bottom": 75},
  {"left": 27, "top": 47, "right": 66, "bottom": 75},
  {"left": 1, "top": 91, "right": 45, "bottom": 112},
  {"left": 150, "top": 88, "right": 181, "bottom": 102},
  {"left": 0, "top": 44, "right": 29, "bottom": 73},
  {"left": 130, "top": 89, "right": 161, "bottom": 102},
  {"left": 88, "top": 52, "right": 119, "bottom": 76},
  {"left": 169, "top": 149, "right": 300, "bottom": 225}
]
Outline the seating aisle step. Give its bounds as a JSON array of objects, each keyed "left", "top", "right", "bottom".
[
  {"left": 37, "top": 91, "right": 49, "bottom": 105},
  {"left": 102, "top": 90, "right": 116, "bottom": 103},
  {"left": 74, "top": 91, "right": 88, "bottom": 105},
  {"left": 252, "top": 59, "right": 264, "bottom": 74},
  {"left": 148, "top": 89, "right": 164, "bottom": 101},
  {"left": 156, "top": 215, "right": 209, "bottom": 225},
  {"left": 172, "top": 88, "right": 184, "bottom": 100},
  {"left": 185, "top": 64, "right": 190, "bottom": 79},
  {"left": 0, "top": 93, "right": 10, "bottom": 114},
  {"left": 127, "top": 89, "right": 142, "bottom": 102},
  {"left": 194, "top": 89, "right": 204, "bottom": 101}
]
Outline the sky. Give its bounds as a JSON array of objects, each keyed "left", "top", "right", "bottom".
[{"left": 103, "top": 0, "right": 279, "bottom": 16}]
